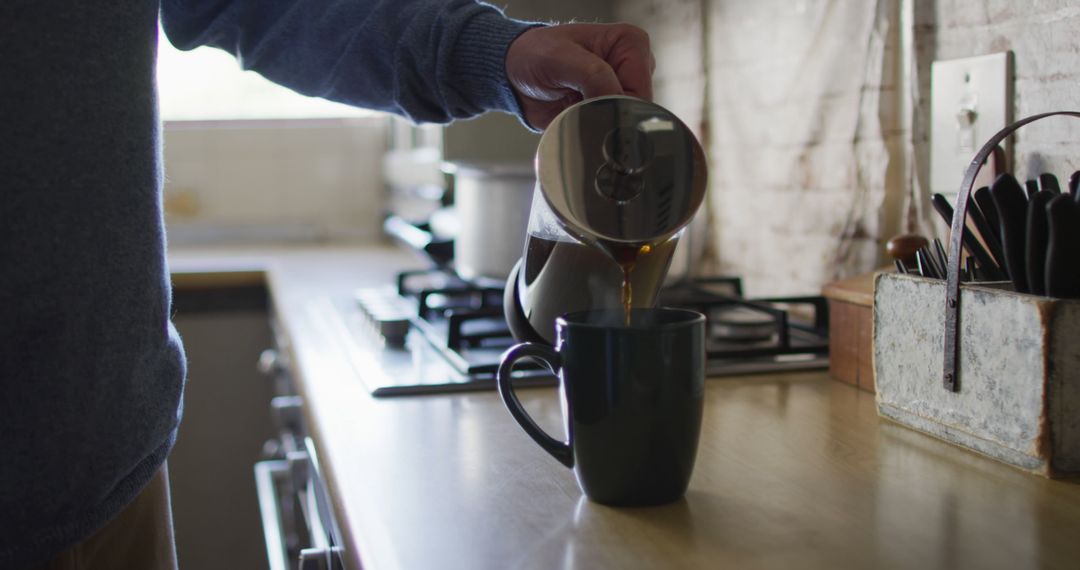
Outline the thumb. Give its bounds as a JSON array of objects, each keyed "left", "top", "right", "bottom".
[{"left": 548, "top": 44, "right": 624, "bottom": 100}]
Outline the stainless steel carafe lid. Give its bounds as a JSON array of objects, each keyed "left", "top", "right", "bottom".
[{"left": 536, "top": 95, "right": 707, "bottom": 244}]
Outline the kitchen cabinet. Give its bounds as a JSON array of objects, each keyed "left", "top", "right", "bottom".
[
  {"left": 168, "top": 271, "right": 276, "bottom": 570},
  {"left": 170, "top": 245, "right": 1080, "bottom": 570}
]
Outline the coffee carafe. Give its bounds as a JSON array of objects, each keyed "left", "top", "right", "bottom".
[{"left": 504, "top": 96, "right": 707, "bottom": 343}]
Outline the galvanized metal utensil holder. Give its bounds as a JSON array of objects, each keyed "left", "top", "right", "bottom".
[{"left": 875, "top": 112, "right": 1080, "bottom": 477}]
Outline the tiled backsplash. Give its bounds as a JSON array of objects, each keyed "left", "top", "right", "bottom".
[{"left": 162, "top": 118, "right": 387, "bottom": 244}]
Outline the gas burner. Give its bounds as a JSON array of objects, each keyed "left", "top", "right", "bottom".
[
  {"left": 659, "top": 278, "right": 829, "bottom": 368},
  {"left": 709, "top": 306, "right": 778, "bottom": 343},
  {"left": 337, "top": 270, "right": 828, "bottom": 396}
]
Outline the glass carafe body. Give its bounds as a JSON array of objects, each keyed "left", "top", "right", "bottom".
[
  {"left": 505, "top": 189, "right": 681, "bottom": 344},
  {"left": 503, "top": 96, "right": 706, "bottom": 344}
]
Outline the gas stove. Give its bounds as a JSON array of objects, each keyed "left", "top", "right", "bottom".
[{"left": 321, "top": 267, "right": 829, "bottom": 397}]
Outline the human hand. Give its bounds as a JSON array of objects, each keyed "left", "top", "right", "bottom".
[{"left": 505, "top": 23, "right": 655, "bottom": 130}]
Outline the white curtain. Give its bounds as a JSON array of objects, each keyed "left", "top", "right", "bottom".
[{"left": 706, "top": 0, "right": 897, "bottom": 294}]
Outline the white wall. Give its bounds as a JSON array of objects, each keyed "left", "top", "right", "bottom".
[{"left": 163, "top": 118, "right": 387, "bottom": 244}]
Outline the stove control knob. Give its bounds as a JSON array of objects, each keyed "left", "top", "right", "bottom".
[{"left": 355, "top": 288, "right": 412, "bottom": 346}]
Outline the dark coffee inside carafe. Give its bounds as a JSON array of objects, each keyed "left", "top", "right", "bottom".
[
  {"left": 510, "top": 96, "right": 707, "bottom": 345},
  {"left": 520, "top": 235, "right": 677, "bottom": 338}
]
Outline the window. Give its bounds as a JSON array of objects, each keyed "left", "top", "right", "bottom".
[{"left": 156, "top": 25, "right": 378, "bottom": 122}]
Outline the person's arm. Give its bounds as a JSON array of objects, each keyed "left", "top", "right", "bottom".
[{"left": 160, "top": 0, "right": 536, "bottom": 123}]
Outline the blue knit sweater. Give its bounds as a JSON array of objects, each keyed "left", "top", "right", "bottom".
[{"left": 0, "top": 1, "right": 533, "bottom": 566}]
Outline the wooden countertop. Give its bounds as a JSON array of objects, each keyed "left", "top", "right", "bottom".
[{"left": 170, "top": 245, "right": 1080, "bottom": 570}]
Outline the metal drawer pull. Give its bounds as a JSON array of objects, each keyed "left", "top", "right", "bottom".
[
  {"left": 257, "top": 348, "right": 282, "bottom": 375},
  {"left": 254, "top": 460, "right": 292, "bottom": 570},
  {"left": 299, "top": 546, "right": 344, "bottom": 570}
]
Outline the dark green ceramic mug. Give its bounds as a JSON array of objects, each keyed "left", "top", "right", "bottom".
[{"left": 497, "top": 308, "right": 706, "bottom": 506}]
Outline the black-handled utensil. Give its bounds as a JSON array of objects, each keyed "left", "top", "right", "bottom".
[
  {"left": 966, "top": 256, "right": 979, "bottom": 282},
  {"left": 974, "top": 186, "right": 1003, "bottom": 241},
  {"left": 961, "top": 190, "right": 1008, "bottom": 271},
  {"left": 1070, "top": 171, "right": 1080, "bottom": 198},
  {"left": 916, "top": 249, "right": 939, "bottom": 279},
  {"left": 1037, "top": 173, "right": 1061, "bottom": 195},
  {"left": 1045, "top": 194, "right": 1080, "bottom": 298},
  {"left": 929, "top": 193, "right": 1005, "bottom": 280},
  {"left": 932, "top": 238, "right": 949, "bottom": 276},
  {"left": 1024, "top": 179, "right": 1039, "bottom": 200},
  {"left": 927, "top": 243, "right": 947, "bottom": 279},
  {"left": 1025, "top": 190, "right": 1054, "bottom": 296},
  {"left": 990, "top": 173, "right": 1031, "bottom": 293},
  {"left": 971, "top": 185, "right": 1011, "bottom": 277},
  {"left": 931, "top": 238, "right": 974, "bottom": 281}
]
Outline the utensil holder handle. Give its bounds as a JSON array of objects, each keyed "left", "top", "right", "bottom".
[{"left": 942, "top": 111, "right": 1080, "bottom": 392}]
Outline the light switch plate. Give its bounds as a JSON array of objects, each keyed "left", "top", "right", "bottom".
[{"left": 930, "top": 52, "right": 1013, "bottom": 196}]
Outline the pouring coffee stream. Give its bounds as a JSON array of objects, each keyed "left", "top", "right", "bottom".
[
  {"left": 504, "top": 96, "right": 708, "bottom": 343},
  {"left": 613, "top": 243, "right": 651, "bottom": 325}
]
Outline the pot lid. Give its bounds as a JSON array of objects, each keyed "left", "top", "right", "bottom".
[{"left": 536, "top": 95, "right": 707, "bottom": 244}]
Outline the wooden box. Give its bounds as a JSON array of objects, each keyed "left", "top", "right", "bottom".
[{"left": 823, "top": 271, "right": 877, "bottom": 393}]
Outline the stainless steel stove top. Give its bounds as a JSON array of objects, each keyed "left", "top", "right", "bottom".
[{"left": 322, "top": 269, "right": 829, "bottom": 397}]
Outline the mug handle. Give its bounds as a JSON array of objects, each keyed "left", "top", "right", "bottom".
[{"left": 496, "top": 343, "right": 574, "bottom": 468}]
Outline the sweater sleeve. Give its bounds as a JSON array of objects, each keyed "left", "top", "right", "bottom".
[{"left": 159, "top": 0, "right": 539, "bottom": 123}]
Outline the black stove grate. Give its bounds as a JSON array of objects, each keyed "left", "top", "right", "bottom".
[
  {"left": 346, "top": 269, "right": 830, "bottom": 396},
  {"left": 660, "top": 278, "right": 829, "bottom": 362}
]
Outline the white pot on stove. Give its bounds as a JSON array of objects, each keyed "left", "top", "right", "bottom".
[{"left": 443, "top": 161, "right": 534, "bottom": 283}]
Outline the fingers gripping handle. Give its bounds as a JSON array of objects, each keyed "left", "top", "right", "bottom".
[{"left": 496, "top": 343, "right": 574, "bottom": 468}]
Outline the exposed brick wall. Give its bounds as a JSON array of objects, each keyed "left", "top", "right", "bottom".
[
  {"left": 913, "top": 0, "right": 1080, "bottom": 196},
  {"left": 615, "top": 0, "right": 1080, "bottom": 295}
]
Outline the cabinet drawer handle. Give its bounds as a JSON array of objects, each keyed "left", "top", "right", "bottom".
[{"left": 254, "top": 460, "right": 292, "bottom": 570}]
